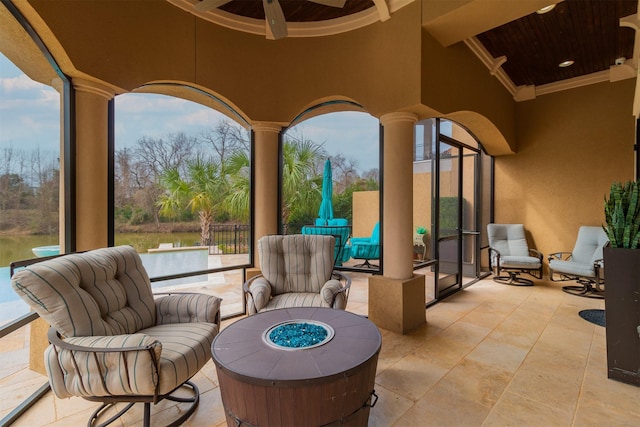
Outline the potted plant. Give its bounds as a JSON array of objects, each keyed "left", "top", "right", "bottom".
[
  {"left": 603, "top": 180, "right": 640, "bottom": 386},
  {"left": 413, "top": 226, "right": 429, "bottom": 260}
]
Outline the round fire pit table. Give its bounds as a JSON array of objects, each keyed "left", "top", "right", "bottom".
[{"left": 211, "top": 307, "right": 381, "bottom": 427}]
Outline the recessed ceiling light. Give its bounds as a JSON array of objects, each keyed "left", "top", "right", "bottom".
[
  {"left": 559, "top": 60, "right": 574, "bottom": 68},
  {"left": 536, "top": 4, "right": 556, "bottom": 14}
]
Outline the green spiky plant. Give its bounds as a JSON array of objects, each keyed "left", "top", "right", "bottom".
[{"left": 604, "top": 181, "right": 640, "bottom": 248}]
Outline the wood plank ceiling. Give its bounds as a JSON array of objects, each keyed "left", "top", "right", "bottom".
[{"left": 476, "top": 0, "right": 637, "bottom": 87}]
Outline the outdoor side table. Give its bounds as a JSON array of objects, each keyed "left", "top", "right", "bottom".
[{"left": 211, "top": 307, "right": 381, "bottom": 427}]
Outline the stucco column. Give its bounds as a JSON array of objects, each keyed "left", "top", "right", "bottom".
[
  {"left": 368, "top": 112, "right": 425, "bottom": 334},
  {"left": 252, "top": 122, "right": 281, "bottom": 265},
  {"left": 73, "top": 78, "right": 114, "bottom": 251},
  {"left": 381, "top": 111, "right": 418, "bottom": 279}
]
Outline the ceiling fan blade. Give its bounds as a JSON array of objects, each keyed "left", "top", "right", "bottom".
[
  {"left": 263, "top": 0, "right": 288, "bottom": 40},
  {"left": 194, "top": 0, "right": 232, "bottom": 12},
  {"left": 308, "top": 0, "right": 347, "bottom": 7}
]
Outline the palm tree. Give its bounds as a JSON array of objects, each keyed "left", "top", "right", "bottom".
[
  {"left": 223, "top": 150, "right": 250, "bottom": 222},
  {"left": 223, "top": 137, "right": 325, "bottom": 230},
  {"left": 158, "top": 156, "right": 225, "bottom": 246},
  {"left": 281, "top": 138, "right": 324, "bottom": 227}
]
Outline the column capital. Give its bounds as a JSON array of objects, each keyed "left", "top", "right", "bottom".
[
  {"left": 380, "top": 111, "right": 418, "bottom": 126},
  {"left": 72, "top": 77, "right": 116, "bottom": 100},
  {"left": 252, "top": 122, "right": 284, "bottom": 134}
]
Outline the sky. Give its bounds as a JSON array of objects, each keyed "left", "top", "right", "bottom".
[{"left": 0, "top": 53, "right": 380, "bottom": 173}]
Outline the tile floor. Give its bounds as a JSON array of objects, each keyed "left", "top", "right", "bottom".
[{"left": 3, "top": 275, "right": 640, "bottom": 426}]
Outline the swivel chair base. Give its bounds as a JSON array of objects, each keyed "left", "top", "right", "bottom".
[
  {"left": 88, "top": 380, "right": 200, "bottom": 427},
  {"left": 561, "top": 278, "right": 604, "bottom": 299},
  {"left": 492, "top": 272, "right": 534, "bottom": 286},
  {"left": 353, "top": 259, "right": 378, "bottom": 268}
]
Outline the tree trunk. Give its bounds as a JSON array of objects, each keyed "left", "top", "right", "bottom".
[{"left": 200, "top": 210, "right": 213, "bottom": 246}]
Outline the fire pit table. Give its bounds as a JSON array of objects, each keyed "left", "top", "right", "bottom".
[{"left": 211, "top": 307, "right": 381, "bottom": 426}]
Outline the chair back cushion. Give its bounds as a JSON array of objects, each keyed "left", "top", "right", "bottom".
[
  {"left": 11, "top": 246, "right": 156, "bottom": 337},
  {"left": 369, "top": 222, "right": 381, "bottom": 244},
  {"left": 487, "top": 224, "right": 530, "bottom": 256},
  {"left": 259, "top": 234, "right": 335, "bottom": 295},
  {"left": 572, "top": 226, "right": 609, "bottom": 264}
]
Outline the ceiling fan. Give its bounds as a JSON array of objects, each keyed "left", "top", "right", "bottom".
[{"left": 194, "top": 0, "right": 348, "bottom": 40}]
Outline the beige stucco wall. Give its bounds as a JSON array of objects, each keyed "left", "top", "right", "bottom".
[
  {"left": 413, "top": 167, "right": 431, "bottom": 235},
  {"left": 352, "top": 191, "right": 379, "bottom": 238},
  {"left": 420, "top": 29, "right": 516, "bottom": 155},
  {"left": 24, "top": 0, "right": 423, "bottom": 123},
  {"left": 497, "top": 79, "right": 636, "bottom": 264}
]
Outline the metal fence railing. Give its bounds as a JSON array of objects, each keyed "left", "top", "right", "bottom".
[{"left": 208, "top": 224, "right": 250, "bottom": 254}]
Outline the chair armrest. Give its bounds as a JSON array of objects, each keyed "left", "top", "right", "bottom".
[
  {"left": 155, "top": 293, "right": 221, "bottom": 327},
  {"left": 47, "top": 328, "right": 161, "bottom": 398},
  {"left": 547, "top": 251, "right": 573, "bottom": 262},
  {"left": 320, "top": 271, "right": 351, "bottom": 308},
  {"left": 243, "top": 275, "right": 272, "bottom": 314},
  {"left": 529, "top": 248, "right": 543, "bottom": 260},
  {"left": 350, "top": 237, "right": 371, "bottom": 245},
  {"left": 488, "top": 247, "right": 501, "bottom": 269}
]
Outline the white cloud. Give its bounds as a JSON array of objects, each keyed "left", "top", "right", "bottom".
[{"left": 0, "top": 74, "right": 43, "bottom": 92}]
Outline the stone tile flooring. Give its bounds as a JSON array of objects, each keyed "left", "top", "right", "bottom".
[{"left": 2, "top": 275, "right": 639, "bottom": 426}]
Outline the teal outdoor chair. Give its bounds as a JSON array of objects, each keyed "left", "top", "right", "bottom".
[
  {"left": 350, "top": 222, "right": 380, "bottom": 268},
  {"left": 301, "top": 224, "right": 351, "bottom": 265}
]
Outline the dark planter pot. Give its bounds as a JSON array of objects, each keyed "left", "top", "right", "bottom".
[{"left": 603, "top": 247, "right": 640, "bottom": 387}]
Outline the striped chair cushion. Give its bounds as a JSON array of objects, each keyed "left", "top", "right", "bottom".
[
  {"left": 11, "top": 246, "right": 156, "bottom": 336},
  {"left": 141, "top": 322, "right": 218, "bottom": 395},
  {"left": 258, "top": 234, "right": 335, "bottom": 296},
  {"left": 45, "top": 334, "right": 162, "bottom": 398},
  {"left": 262, "top": 292, "right": 329, "bottom": 311},
  {"left": 155, "top": 293, "right": 220, "bottom": 325},
  {"left": 46, "top": 321, "right": 218, "bottom": 398}
]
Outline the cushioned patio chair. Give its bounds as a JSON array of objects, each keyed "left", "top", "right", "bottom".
[
  {"left": 350, "top": 222, "right": 380, "bottom": 268},
  {"left": 10, "top": 245, "right": 221, "bottom": 426},
  {"left": 243, "top": 234, "right": 351, "bottom": 315},
  {"left": 487, "top": 223, "right": 543, "bottom": 285},
  {"left": 548, "top": 225, "right": 609, "bottom": 298},
  {"left": 301, "top": 223, "right": 351, "bottom": 266}
]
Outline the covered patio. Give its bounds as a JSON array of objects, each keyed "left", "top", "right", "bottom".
[
  {"left": 4, "top": 274, "right": 638, "bottom": 426},
  {"left": 1, "top": 0, "right": 639, "bottom": 425}
]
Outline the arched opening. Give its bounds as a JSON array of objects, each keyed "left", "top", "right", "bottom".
[
  {"left": 113, "top": 90, "right": 252, "bottom": 318},
  {"left": 281, "top": 109, "right": 381, "bottom": 277}
]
